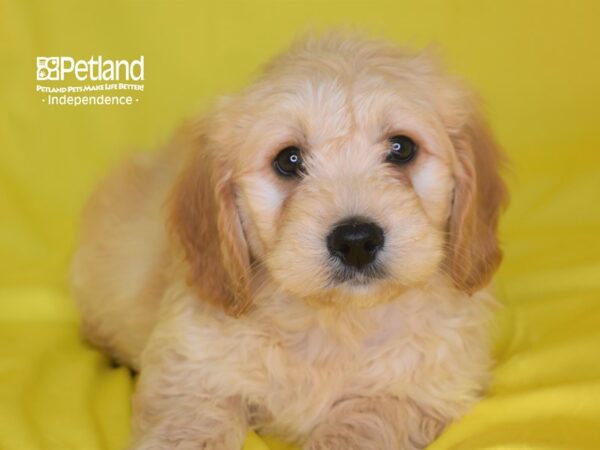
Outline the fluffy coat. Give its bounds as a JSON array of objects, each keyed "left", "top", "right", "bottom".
[{"left": 71, "top": 34, "right": 507, "bottom": 449}]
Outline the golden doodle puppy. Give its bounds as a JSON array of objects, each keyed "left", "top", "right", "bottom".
[{"left": 71, "top": 34, "right": 508, "bottom": 450}]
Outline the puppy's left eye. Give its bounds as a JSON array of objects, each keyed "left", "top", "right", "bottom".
[
  {"left": 273, "top": 146, "right": 304, "bottom": 178},
  {"left": 387, "top": 135, "right": 417, "bottom": 164}
]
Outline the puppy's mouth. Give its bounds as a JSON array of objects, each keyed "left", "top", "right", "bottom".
[{"left": 328, "top": 261, "right": 386, "bottom": 286}]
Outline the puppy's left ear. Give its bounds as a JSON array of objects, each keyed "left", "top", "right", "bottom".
[{"left": 446, "top": 103, "right": 509, "bottom": 294}]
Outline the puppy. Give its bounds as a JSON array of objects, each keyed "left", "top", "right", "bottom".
[{"left": 71, "top": 34, "right": 508, "bottom": 450}]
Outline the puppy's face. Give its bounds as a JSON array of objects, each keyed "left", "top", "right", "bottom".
[
  {"left": 234, "top": 72, "right": 455, "bottom": 307},
  {"left": 171, "top": 37, "right": 507, "bottom": 314}
]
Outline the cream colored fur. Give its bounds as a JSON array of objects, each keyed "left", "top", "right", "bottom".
[{"left": 71, "top": 34, "right": 507, "bottom": 450}]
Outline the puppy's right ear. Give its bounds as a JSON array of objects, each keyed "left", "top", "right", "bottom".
[{"left": 168, "top": 123, "right": 252, "bottom": 317}]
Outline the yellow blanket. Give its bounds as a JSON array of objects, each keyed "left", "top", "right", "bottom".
[{"left": 1, "top": 1, "right": 599, "bottom": 448}]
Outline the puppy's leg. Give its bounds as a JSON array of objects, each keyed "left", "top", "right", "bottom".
[
  {"left": 129, "top": 309, "right": 248, "bottom": 450},
  {"left": 303, "top": 396, "right": 447, "bottom": 450},
  {"left": 130, "top": 362, "right": 248, "bottom": 450}
]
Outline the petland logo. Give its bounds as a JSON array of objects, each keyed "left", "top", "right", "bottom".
[
  {"left": 37, "top": 56, "right": 144, "bottom": 81},
  {"left": 36, "top": 56, "right": 145, "bottom": 106}
]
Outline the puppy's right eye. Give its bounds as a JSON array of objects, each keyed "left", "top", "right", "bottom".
[
  {"left": 386, "top": 135, "right": 418, "bottom": 165},
  {"left": 273, "top": 146, "right": 304, "bottom": 178}
]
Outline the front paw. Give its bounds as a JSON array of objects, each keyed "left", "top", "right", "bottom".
[
  {"left": 303, "top": 435, "right": 361, "bottom": 450},
  {"left": 130, "top": 435, "right": 243, "bottom": 450},
  {"left": 303, "top": 423, "right": 400, "bottom": 450},
  {"left": 302, "top": 438, "right": 353, "bottom": 450}
]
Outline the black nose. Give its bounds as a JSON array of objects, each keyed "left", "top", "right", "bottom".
[{"left": 327, "top": 219, "right": 384, "bottom": 269}]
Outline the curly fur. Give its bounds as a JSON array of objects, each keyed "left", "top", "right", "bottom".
[{"left": 71, "top": 33, "right": 507, "bottom": 450}]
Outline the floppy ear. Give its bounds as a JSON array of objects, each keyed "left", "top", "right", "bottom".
[
  {"left": 446, "top": 105, "right": 508, "bottom": 294},
  {"left": 168, "top": 125, "right": 252, "bottom": 316}
]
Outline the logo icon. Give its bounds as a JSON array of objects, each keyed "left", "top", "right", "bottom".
[{"left": 37, "top": 57, "right": 60, "bottom": 81}]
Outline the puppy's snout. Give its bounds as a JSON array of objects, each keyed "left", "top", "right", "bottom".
[{"left": 327, "top": 218, "right": 384, "bottom": 269}]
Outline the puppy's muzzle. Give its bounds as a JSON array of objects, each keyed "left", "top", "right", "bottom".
[{"left": 327, "top": 218, "right": 384, "bottom": 270}]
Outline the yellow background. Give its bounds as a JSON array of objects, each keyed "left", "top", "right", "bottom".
[{"left": 1, "top": 1, "right": 599, "bottom": 449}]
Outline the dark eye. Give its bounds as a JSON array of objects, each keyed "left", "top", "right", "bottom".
[
  {"left": 387, "top": 135, "right": 417, "bottom": 164},
  {"left": 273, "top": 146, "right": 304, "bottom": 177}
]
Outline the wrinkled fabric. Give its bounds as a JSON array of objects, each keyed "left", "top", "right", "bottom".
[{"left": 1, "top": 1, "right": 599, "bottom": 449}]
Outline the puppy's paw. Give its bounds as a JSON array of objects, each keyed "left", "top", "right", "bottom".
[
  {"left": 303, "top": 440, "right": 340, "bottom": 450},
  {"left": 130, "top": 436, "right": 242, "bottom": 450},
  {"left": 303, "top": 435, "right": 359, "bottom": 450}
]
